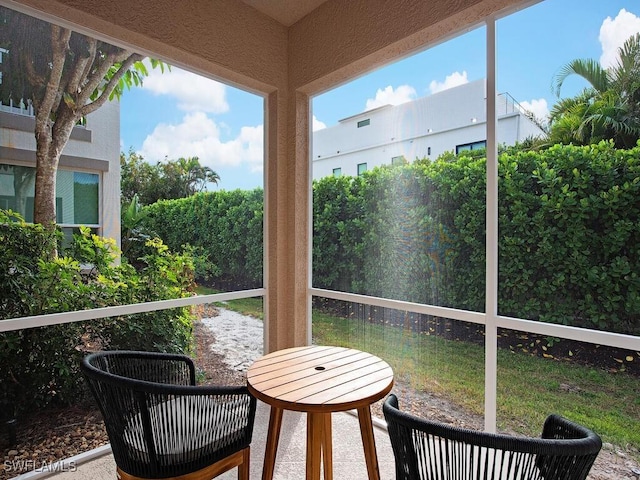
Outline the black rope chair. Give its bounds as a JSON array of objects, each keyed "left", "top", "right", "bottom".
[
  {"left": 81, "top": 350, "right": 257, "bottom": 480},
  {"left": 383, "top": 394, "right": 602, "bottom": 480}
]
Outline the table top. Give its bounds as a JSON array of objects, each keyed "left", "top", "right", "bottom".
[{"left": 247, "top": 345, "right": 394, "bottom": 413}]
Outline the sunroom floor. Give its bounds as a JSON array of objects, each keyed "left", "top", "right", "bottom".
[{"left": 49, "top": 400, "right": 397, "bottom": 480}]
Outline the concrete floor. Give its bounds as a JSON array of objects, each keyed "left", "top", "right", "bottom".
[{"left": 50, "top": 400, "right": 397, "bottom": 480}]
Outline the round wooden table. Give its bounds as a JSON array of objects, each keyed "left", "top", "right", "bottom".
[{"left": 246, "top": 345, "right": 394, "bottom": 480}]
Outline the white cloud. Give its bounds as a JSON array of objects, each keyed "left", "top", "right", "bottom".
[
  {"left": 139, "top": 112, "right": 263, "bottom": 173},
  {"left": 313, "top": 115, "right": 327, "bottom": 131},
  {"left": 365, "top": 85, "right": 416, "bottom": 111},
  {"left": 428, "top": 71, "right": 469, "bottom": 94},
  {"left": 599, "top": 9, "right": 640, "bottom": 69},
  {"left": 237, "top": 125, "right": 265, "bottom": 173},
  {"left": 142, "top": 66, "right": 229, "bottom": 113},
  {"left": 519, "top": 98, "right": 550, "bottom": 124}
]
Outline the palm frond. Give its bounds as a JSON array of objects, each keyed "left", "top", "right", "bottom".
[{"left": 552, "top": 59, "right": 608, "bottom": 97}]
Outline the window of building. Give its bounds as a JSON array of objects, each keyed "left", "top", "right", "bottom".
[
  {"left": 0, "top": 47, "right": 7, "bottom": 85},
  {"left": 391, "top": 156, "right": 405, "bottom": 166},
  {"left": 427, "top": 147, "right": 431, "bottom": 156},
  {"left": 357, "top": 119, "right": 370, "bottom": 128},
  {"left": 456, "top": 140, "right": 486, "bottom": 154},
  {"left": 357, "top": 163, "right": 367, "bottom": 176},
  {"left": 0, "top": 163, "right": 99, "bottom": 229},
  {"left": 333, "top": 167, "right": 342, "bottom": 177}
]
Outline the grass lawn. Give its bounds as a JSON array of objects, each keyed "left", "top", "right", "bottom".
[
  {"left": 195, "top": 285, "right": 264, "bottom": 319},
  {"left": 312, "top": 310, "right": 640, "bottom": 452},
  {"left": 193, "top": 287, "right": 639, "bottom": 454}
]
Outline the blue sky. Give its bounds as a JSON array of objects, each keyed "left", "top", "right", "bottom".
[{"left": 119, "top": 0, "right": 640, "bottom": 191}]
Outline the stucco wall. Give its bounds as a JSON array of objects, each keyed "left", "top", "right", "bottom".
[
  {"left": 3, "top": 0, "right": 288, "bottom": 94},
  {"left": 312, "top": 79, "right": 544, "bottom": 179},
  {"left": 7, "top": 0, "right": 531, "bottom": 95},
  {"left": 0, "top": 101, "right": 118, "bottom": 161},
  {"left": 289, "top": 0, "right": 531, "bottom": 94}
]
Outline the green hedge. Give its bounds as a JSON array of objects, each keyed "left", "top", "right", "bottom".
[
  {"left": 138, "top": 142, "right": 640, "bottom": 335},
  {"left": 0, "top": 214, "right": 195, "bottom": 412},
  {"left": 497, "top": 142, "right": 640, "bottom": 332},
  {"left": 142, "top": 188, "right": 264, "bottom": 289}
]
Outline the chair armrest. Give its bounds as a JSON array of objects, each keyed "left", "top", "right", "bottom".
[
  {"left": 542, "top": 414, "right": 601, "bottom": 444},
  {"left": 84, "top": 350, "right": 196, "bottom": 386}
]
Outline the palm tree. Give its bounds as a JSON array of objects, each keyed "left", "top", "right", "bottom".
[
  {"left": 549, "top": 33, "right": 640, "bottom": 148},
  {"left": 176, "top": 157, "right": 220, "bottom": 195}
]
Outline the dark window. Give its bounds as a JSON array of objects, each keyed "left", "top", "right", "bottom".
[
  {"left": 456, "top": 140, "right": 486, "bottom": 154},
  {"left": 0, "top": 163, "right": 98, "bottom": 225},
  {"left": 357, "top": 119, "right": 370, "bottom": 128}
]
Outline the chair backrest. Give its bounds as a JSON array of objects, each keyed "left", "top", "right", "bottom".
[
  {"left": 383, "top": 394, "right": 602, "bottom": 480},
  {"left": 81, "top": 350, "right": 256, "bottom": 478}
]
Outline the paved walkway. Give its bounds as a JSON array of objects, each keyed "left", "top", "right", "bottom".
[{"left": 52, "top": 400, "right": 397, "bottom": 480}]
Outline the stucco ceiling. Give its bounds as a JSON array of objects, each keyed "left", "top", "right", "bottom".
[{"left": 241, "top": 0, "right": 330, "bottom": 26}]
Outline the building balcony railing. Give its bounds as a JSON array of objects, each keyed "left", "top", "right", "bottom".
[
  {"left": 0, "top": 97, "right": 88, "bottom": 128},
  {"left": 0, "top": 98, "right": 34, "bottom": 116}
]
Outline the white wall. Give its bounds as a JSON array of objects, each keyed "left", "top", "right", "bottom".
[
  {"left": 312, "top": 79, "right": 544, "bottom": 179},
  {"left": 97, "top": 101, "right": 121, "bottom": 247}
]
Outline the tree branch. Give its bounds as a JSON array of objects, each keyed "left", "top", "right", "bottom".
[
  {"left": 79, "top": 51, "right": 143, "bottom": 116},
  {"left": 20, "top": 50, "right": 46, "bottom": 91},
  {"left": 67, "top": 36, "right": 98, "bottom": 96},
  {"left": 37, "top": 25, "right": 70, "bottom": 125}
]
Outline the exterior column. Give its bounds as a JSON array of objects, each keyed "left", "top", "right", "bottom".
[{"left": 264, "top": 89, "right": 311, "bottom": 352}]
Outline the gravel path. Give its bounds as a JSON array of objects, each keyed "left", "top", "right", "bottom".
[{"left": 200, "top": 308, "right": 264, "bottom": 372}]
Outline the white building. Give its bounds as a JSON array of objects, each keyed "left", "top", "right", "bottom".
[
  {"left": 312, "top": 79, "right": 544, "bottom": 179},
  {"left": 0, "top": 49, "right": 121, "bottom": 245}
]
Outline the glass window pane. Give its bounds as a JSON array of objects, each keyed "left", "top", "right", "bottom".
[
  {"left": 311, "top": 28, "right": 489, "bottom": 442},
  {"left": 312, "top": 299, "right": 485, "bottom": 422},
  {"left": 0, "top": 164, "right": 99, "bottom": 225},
  {"left": 496, "top": 329, "right": 639, "bottom": 465},
  {"left": 495, "top": 1, "right": 640, "bottom": 471},
  {"left": 497, "top": 0, "right": 640, "bottom": 337},
  {"left": 73, "top": 172, "right": 99, "bottom": 224},
  {"left": 0, "top": 164, "right": 35, "bottom": 218}
]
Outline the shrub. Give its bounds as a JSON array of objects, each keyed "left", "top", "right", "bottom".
[
  {"left": 142, "top": 189, "right": 263, "bottom": 289},
  {"left": 0, "top": 215, "right": 195, "bottom": 412}
]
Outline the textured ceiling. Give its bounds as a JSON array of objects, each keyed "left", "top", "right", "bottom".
[{"left": 241, "top": 0, "right": 330, "bottom": 26}]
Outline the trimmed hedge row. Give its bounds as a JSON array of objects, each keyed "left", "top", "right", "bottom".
[
  {"left": 142, "top": 142, "right": 640, "bottom": 335},
  {"left": 142, "top": 188, "right": 264, "bottom": 289},
  {"left": 497, "top": 142, "right": 639, "bottom": 332}
]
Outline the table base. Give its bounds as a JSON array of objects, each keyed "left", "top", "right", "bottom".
[{"left": 261, "top": 405, "right": 381, "bottom": 480}]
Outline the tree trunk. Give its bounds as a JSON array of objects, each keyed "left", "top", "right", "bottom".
[
  {"left": 33, "top": 103, "right": 77, "bottom": 225},
  {"left": 33, "top": 151, "right": 58, "bottom": 227}
]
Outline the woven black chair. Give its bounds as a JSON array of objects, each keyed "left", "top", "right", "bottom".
[
  {"left": 81, "top": 350, "right": 257, "bottom": 480},
  {"left": 383, "top": 394, "right": 602, "bottom": 480}
]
